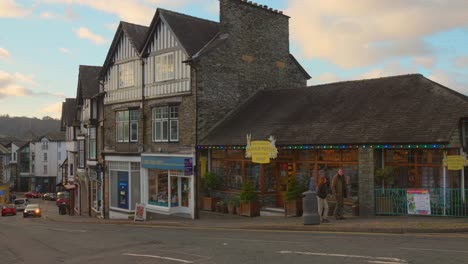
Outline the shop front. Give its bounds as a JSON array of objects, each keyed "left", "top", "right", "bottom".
[
  {"left": 141, "top": 154, "right": 195, "bottom": 219},
  {"left": 106, "top": 156, "right": 141, "bottom": 219}
]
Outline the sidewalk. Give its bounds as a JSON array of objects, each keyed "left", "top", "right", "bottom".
[{"left": 39, "top": 200, "right": 468, "bottom": 234}]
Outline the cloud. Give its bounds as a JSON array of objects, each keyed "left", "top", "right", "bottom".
[
  {"left": 455, "top": 56, "right": 468, "bottom": 68},
  {"left": 309, "top": 72, "right": 343, "bottom": 85},
  {"left": 0, "top": 47, "right": 10, "bottom": 60},
  {"left": 59, "top": 47, "right": 70, "bottom": 53},
  {"left": 40, "top": 102, "right": 63, "bottom": 118},
  {"left": 0, "top": 0, "right": 32, "bottom": 18},
  {"left": 64, "top": 8, "right": 80, "bottom": 20},
  {"left": 412, "top": 56, "right": 436, "bottom": 69},
  {"left": 105, "top": 23, "right": 119, "bottom": 32},
  {"left": 286, "top": 0, "right": 468, "bottom": 68},
  {"left": 0, "top": 70, "right": 64, "bottom": 99},
  {"left": 74, "top": 27, "right": 107, "bottom": 45},
  {"left": 428, "top": 69, "right": 468, "bottom": 95},
  {"left": 40, "top": 12, "right": 56, "bottom": 19}
]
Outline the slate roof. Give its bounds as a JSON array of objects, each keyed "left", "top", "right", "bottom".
[
  {"left": 145, "top": 9, "right": 219, "bottom": 57},
  {"left": 201, "top": 74, "right": 468, "bottom": 146},
  {"left": 60, "top": 98, "right": 77, "bottom": 129},
  {"left": 121, "top": 21, "right": 149, "bottom": 52},
  {"left": 100, "top": 21, "right": 149, "bottom": 77},
  {"left": 77, "top": 65, "right": 102, "bottom": 103},
  {"left": 0, "top": 144, "right": 9, "bottom": 155},
  {"left": 39, "top": 131, "right": 66, "bottom": 142}
]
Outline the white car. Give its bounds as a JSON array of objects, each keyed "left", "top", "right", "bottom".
[{"left": 14, "top": 198, "right": 30, "bottom": 211}]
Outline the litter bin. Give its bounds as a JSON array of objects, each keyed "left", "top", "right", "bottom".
[
  {"left": 302, "top": 190, "right": 320, "bottom": 225},
  {"left": 58, "top": 203, "right": 67, "bottom": 215}
]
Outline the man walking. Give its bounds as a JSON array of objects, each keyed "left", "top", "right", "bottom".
[{"left": 332, "top": 168, "right": 347, "bottom": 220}]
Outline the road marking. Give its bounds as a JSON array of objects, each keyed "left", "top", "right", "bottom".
[
  {"left": 123, "top": 253, "right": 193, "bottom": 263},
  {"left": 278, "top": 251, "right": 407, "bottom": 263},
  {"left": 400, "top": 247, "right": 468, "bottom": 253},
  {"left": 48, "top": 228, "right": 86, "bottom": 233},
  {"left": 368, "top": 261, "right": 405, "bottom": 264}
]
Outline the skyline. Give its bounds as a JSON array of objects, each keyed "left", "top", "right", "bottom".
[{"left": 1, "top": 0, "right": 467, "bottom": 119}]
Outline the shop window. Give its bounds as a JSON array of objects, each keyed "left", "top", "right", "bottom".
[
  {"left": 342, "top": 150, "right": 358, "bottom": 162},
  {"left": 263, "top": 163, "right": 277, "bottom": 193},
  {"left": 296, "top": 163, "right": 314, "bottom": 191},
  {"left": 211, "top": 150, "right": 226, "bottom": 159},
  {"left": 245, "top": 162, "right": 261, "bottom": 191},
  {"left": 318, "top": 150, "right": 341, "bottom": 162},
  {"left": 148, "top": 170, "right": 184, "bottom": 207},
  {"left": 226, "top": 161, "right": 242, "bottom": 190},
  {"left": 298, "top": 150, "right": 316, "bottom": 161}
]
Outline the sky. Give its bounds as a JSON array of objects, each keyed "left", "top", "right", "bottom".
[{"left": 0, "top": 0, "right": 467, "bottom": 119}]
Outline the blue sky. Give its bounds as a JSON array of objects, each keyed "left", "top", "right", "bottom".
[{"left": 1, "top": 0, "right": 467, "bottom": 118}]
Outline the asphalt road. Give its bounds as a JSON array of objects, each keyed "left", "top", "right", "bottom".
[{"left": 1, "top": 198, "right": 468, "bottom": 264}]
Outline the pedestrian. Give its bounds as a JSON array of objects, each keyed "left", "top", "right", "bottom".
[
  {"left": 331, "top": 167, "right": 348, "bottom": 220},
  {"left": 316, "top": 176, "right": 329, "bottom": 223}
]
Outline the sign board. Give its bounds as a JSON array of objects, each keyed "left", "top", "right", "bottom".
[
  {"left": 407, "top": 189, "right": 431, "bottom": 215},
  {"left": 245, "top": 134, "right": 278, "bottom": 164},
  {"left": 443, "top": 155, "right": 466, "bottom": 171},
  {"left": 184, "top": 158, "right": 193, "bottom": 176},
  {"left": 134, "top": 203, "right": 146, "bottom": 222},
  {"left": 141, "top": 155, "right": 193, "bottom": 172}
]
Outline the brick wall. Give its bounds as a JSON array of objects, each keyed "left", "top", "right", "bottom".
[
  {"left": 195, "top": 0, "right": 308, "bottom": 139},
  {"left": 358, "top": 148, "right": 375, "bottom": 216}
]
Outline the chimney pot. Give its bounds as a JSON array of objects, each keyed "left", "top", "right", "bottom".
[{"left": 279, "top": 11, "right": 283, "bottom": 14}]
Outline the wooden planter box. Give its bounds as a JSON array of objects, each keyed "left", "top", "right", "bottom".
[
  {"left": 285, "top": 199, "right": 303, "bottom": 217},
  {"left": 202, "top": 197, "right": 218, "bottom": 211},
  {"left": 227, "top": 204, "right": 237, "bottom": 214},
  {"left": 240, "top": 201, "right": 260, "bottom": 217}
]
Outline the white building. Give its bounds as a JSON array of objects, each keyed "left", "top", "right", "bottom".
[{"left": 33, "top": 132, "right": 66, "bottom": 193}]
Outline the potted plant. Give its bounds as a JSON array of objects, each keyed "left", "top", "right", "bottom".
[
  {"left": 239, "top": 181, "right": 260, "bottom": 217},
  {"left": 374, "top": 167, "right": 395, "bottom": 214},
  {"left": 228, "top": 196, "right": 239, "bottom": 215},
  {"left": 284, "top": 177, "right": 304, "bottom": 217},
  {"left": 202, "top": 171, "right": 219, "bottom": 211}
]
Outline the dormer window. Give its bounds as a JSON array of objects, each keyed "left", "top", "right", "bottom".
[
  {"left": 118, "top": 62, "right": 134, "bottom": 88},
  {"left": 155, "top": 52, "right": 175, "bottom": 82}
]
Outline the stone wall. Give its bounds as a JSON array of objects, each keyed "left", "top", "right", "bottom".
[
  {"left": 358, "top": 148, "right": 375, "bottom": 216},
  {"left": 195, "top": 0, "right": 308, "bottom": 139}
]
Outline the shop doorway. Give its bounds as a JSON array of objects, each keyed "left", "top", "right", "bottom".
[{"left": 170, "top": 175, "right": 191, "bottom": 214}]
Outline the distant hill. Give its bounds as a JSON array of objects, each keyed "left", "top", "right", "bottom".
[{"left": 0, "top": 115, "right": 61, "bottom": 141}]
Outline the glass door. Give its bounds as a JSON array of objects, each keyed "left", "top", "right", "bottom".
[{"left": 169, "top": 176, "right": 191, "bottom": 214}]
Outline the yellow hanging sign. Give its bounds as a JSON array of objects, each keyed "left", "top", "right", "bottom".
[
  {"left": 443, "top": 155, "right": 466, "bottom": 171},
  {"left": 250, "top": 141, "right": 271, "bottom": 164}
]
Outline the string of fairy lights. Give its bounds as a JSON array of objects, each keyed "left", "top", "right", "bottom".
[{"left": 197, "top": 144, "right": 449, "bottom": 150}]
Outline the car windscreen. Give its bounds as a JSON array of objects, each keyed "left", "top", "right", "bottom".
[
  {"left": 14, "top": 200, "right": 25, "bottom": 205},
  {"left": 26, "top": 205, "right": 39, "bottom": 209}
]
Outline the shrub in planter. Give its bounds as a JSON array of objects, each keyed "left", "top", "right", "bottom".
[
  {"left": 284, "top": 177, "right": 304, "bottom": 217},
  {"left": 228, "top": 197, "right": 239, "bottom": 215},
  {"left": 202, "top": 171, "right": 219, "bottom": 211},
  {"left": 239, "top": 181, "right": 260, "bottom": 217}
]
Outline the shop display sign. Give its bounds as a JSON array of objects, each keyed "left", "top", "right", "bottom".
[
  {"left": 406, "top": 189, "right": 431, "bottom": 215},
  {"left": 142, "top": 155, "right": 189, "bottom": 170},
  {"left": 245, "top": 134, "right": 278, "bottom": 164},
  {"left": 443, "top": 155, "right": 467, "bottom": 171},
  {"left": 134, "top": 203, "right": 146, "bottom": 222},
  {"left": 184, "top": 158, "right": 193, "bottom": 176}
]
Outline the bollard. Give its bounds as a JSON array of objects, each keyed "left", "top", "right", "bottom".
[{"left": 302, "top": 190, "right": 321, "bottom": 225}]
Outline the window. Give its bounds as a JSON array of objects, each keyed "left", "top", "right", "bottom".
[
  {"left": 463, "top": 119, "right": 468, "bottom": 151},
  {"left": 155, "top": 53, "right": 175, "bottom": 82},
  {"left": 13, "top": 152, "right": 16, "bottom": 161},
  {"left": 152, "top": 106, "right": 179, "bottom": 142},
  {"left": 116, "top": 110, "right": 138, "bottom": 143},
  {"left": 78, "top": 140, "right": 85, "bottom": 168},
  {"left": 42, "top": 141, "right": 48, "bottom": 150},
  {"left": 118, "top": 62, "right": 134, "bottom": 88},
  {"left": 70, "top": 164, "right": 74, "bottom": 176},
  {"left": 88, "top": 127, "right": 96, "bottom": 160},
  {"left": 58, "top": 152, "right": 61, "bottom": 160},
  {"left": 43, "top": 153, "right": 47, "bottom": 162},
  {"left": 43, "top": 165, "right": 47, "bottom": 175}
]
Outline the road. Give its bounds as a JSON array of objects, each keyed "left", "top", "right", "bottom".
[{"left": 1, "top": 198, "right": 468, "bottom": 263}]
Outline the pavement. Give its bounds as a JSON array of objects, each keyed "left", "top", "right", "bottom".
[{"left": 33, "top": 198, "right": 468, "bottom": 234}]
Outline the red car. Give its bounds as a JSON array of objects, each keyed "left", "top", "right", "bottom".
[
  {"left": 24, "top": 191, "right": 41, "bottom": 198},
  {"left": 2, "top": 204, "right": 17, "bottom": 216}
]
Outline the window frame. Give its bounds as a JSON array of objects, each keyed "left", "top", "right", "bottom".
[
  {"left": 155, "top": 52, "right": 175, "bottom": 82},
  {"left": 43, "top": 153, "right": 47, "bottom": 162},
  {"left": 152, "top": 105, "right": 179, "bottom": 142},
  {"left": 116, "top": 110, "right": 138, "bottom": 143},
  {"left": 118, "top": 62, "right": 134, "bottom": 88},
  {"left": 88, "top": 127, "right": 97, "bottom": 160},
  {"left": 78, "top": 139, "right": 85, "bottom": 168}
]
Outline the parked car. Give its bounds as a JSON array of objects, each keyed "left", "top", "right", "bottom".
[
  {"left": 23, "top": 204, "right": 41, "bottom": 218},
  {"left": 14, "top": 198, "right": 30, "bottom": 211},
  {"left": 2, "top": 204, "right": 17, "bottom": 216},
  {"left": 24, "top": 191, "right": 41, "bottom": 198},
  {"left": 42, "top": 193, "right": 57, "bottom": 201}
]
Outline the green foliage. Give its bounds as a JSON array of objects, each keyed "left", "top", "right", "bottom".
[
  {"left": 229, "top": 196, "right": 240, "bottom": 206},
  {"left": 285, "top": 177, "right": 304, "bottom": 201},
  {"left": 240, "top": 181, "right": 258, "bottom": 202},
  {"left": 203, "top": 171, "right": 219, "bottom": 197},
  {"left": 375, "top": 167, "right": 395, "bottom": 187}
]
